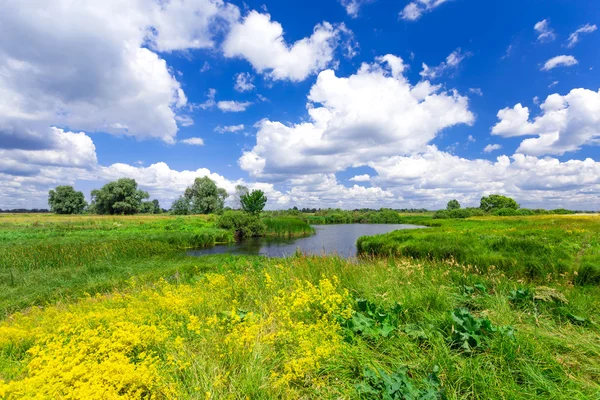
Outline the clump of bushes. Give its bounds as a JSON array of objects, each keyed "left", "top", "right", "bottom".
[
  {"left": 433, "top": 209, "right": 476, "bottom": 219},
  {"left": 216, "top": 211, "right": 266, "bottom": 239}
]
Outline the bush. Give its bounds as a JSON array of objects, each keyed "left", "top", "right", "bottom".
[
  {"left": 492, "top": 208, "right": 520, "bottom": 216},
  {"left": 216, "top": 211, "right": 266, "bottom": 239},
  {"left": 432, "top": 210, "right": 449, "bottom": 219},
  {"left": 433, "top": 209, "right": 472, "bottom": 219},
  {"left": 551, "top": 208, "right": 575, "bottom": 215},
  {"left": 466, "top": 208, "right": 485, "bottom": 217}
]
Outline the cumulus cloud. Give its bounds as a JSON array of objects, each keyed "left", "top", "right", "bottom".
[
  {"left": 234, "top": 72, "right": 255, "bottom": 92},
  {"left": 217, "top": 101, "right": 252, "bottom": 112},
  {"left": 215, "top": 124, "right": 245, "bottom": 133},
  {"left": 0, "top": 0, "right": 241, "bottom": 146},
  {"left": 180, "top": 137, "right": 205, "bottom": 146},
  {"left": 420, "top": 49, "right": 470, "bottom": 79},
  {"left": 0, "top": 128, "right": 97, "bottom": 177},
  {"left": 400, "top": 0, "right": 450, "bottom": 21},
  {"left": 542, "top": 55, "right": 578, "bottom": 71},
  {"left": 469, "top": 88, "right": 483, "bottom": 96},
  {"left": 239, "top": 55, "right": 475, "bottom": 179},
  {"left": 483, "top": 144, "right": 502, "bottom": 153},
  {"left": 566, "top": 24, "right": 597, "bottom": 48},
  {"left": 492, "top": 88, "right": 600, "bottom": 156},
  {"left": 370, "top": 146, "right": 600, "bottom": 209},
  {"left": 534, "top": 19, "right": 556, "bottom": 42},
  {"left": 223, "top": 11, "right": 352, "bottom": 81},
  {"left": 349, "top": 174, "right": 371, "bottom": 182}
]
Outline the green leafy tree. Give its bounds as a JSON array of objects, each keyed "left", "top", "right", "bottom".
[
  {"left": 170, "top": 196, "right": 191, "bottom": 215},
  {"left": 152, "top": 199, "right": 161, "bottom": 214},
  {"left": 140, "top": 199, "right": 160, "bottom": 214},
  {"left": 447, "top": 199, "right": 461, "bottom": 210},
  {"left": 480, "top": 194, "right": 519, "bottom": 212},
  {"left": 90, "top": 178, "right": 149, "bottom": 215},
  {"left": 48, "top": 186, "right": 87, "bottom": 214},
  {"left": 240, "top": 189, "right": 267, "bottom": 215},
  {"left": 184, "top": 177, "right": 228, "bottom": 214}
]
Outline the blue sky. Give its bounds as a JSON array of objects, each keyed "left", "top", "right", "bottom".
[{"left": 1, "top": 0, "right": 599, "bottom": 210}]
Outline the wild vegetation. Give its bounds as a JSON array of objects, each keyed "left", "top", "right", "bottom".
[
  {"left": 0, "top": 210, "right": 598, "bottom": 398},
  {"left": 358, "top": 215, "right": 600, "bottom": 284}
]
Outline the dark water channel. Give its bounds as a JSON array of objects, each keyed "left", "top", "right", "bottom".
[{"left": 188, "top": 224, "right": 426, "bottom": 259}]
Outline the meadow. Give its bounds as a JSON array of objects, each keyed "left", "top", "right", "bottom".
[{"left": 0, "top": 213, "right": 599, "bottom": 399}]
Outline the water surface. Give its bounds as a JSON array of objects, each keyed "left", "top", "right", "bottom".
[{"left": 188, "top": 224, "right": 425, "bottom": 258}]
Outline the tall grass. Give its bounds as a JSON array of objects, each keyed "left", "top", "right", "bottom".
[
  {"left": 263, "top": 217, "right": 315, "bottom": 237},
  {"left": 357, "top": 215, "right": 600, "bottom": 284},
  {"left": 1, "top": 254, "right": 598, "bottom": 398}
]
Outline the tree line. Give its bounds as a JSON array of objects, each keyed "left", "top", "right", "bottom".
[{"left": 47, "top": 178, "right": 267, "bottom": 215}]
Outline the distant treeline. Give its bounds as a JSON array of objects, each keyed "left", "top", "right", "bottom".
[
  {"left": 283, "top": 207, "right": 430, "bottom": 214},
  {"left": 0, "top": 209, "right": 51, "bottom": 213}
]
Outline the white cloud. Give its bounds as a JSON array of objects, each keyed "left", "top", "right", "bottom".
[
  {"left": 195, "top": 88, "right": 217, "bottom": 110},
  {"left": 215, "top": 124, "right": 245, "bottom": 133},
  {"left": 566, "top": 24, "right": 597, "bottom": 48},
  {"left": 180, "top": 137, "right": 205, "bottom": 146},
  {"left": 370, "top": 146, "right": 600, "bottom": 210},
  {"left": 400, "top": 0, "right": 450, "bottom": 21},
  {"left": 548, "top": 81, "right": 559, "bottom": 88},
  {"left": 0, "top": 0, "right": 241, "bottom": 146},
  {"left": 420, "top": 49, "right": 470, "bottom": 79},
  {"left": 144, "top": 0, "right": 240, "bottom": 52},
  {"left": 175, "top": 115, "right": 194, "bottom": 127},
  {"left": 534, "top": 19, "right": 556, "bottom": 42},
  {"left": 234, "top": 72, "right": 255, "bottom": 92},
  {"left": 217, "top": 101, "right": 252, "bottom": 112},
  {"left": 339, "top": 0, "right": 375, "bottom": 17},
  {"left": 492, "top": 88, "right": 600, "bottom": 156},
  {"left": 469, "top": 88, "right": 483, "bottom": 96},
  {"left": 349, "top": 174, "right": 371, "bottom": 182},
  {"left": 542, "top": 55, "right": 578, "bottom": 71},
  {"left": 0, "top": 128, "right": 97, "bottom": 176},
  {"left": 222, "top": 11, "right": 351, "bottom": 81},
  {"left": 239, "top": 55, "right": 474, "bottom": 179},
  {"left": 483, "top": 144, "right": 502, "bottom": 153}
]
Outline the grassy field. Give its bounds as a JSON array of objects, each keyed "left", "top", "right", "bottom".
[
  {"left": 357, "top": 215, "right": 600, "bottom": 285},
  {"left": 0, "top": 214, "right": 599, "bottom": 398}
]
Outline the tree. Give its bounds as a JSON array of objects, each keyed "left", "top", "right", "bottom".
[
  {"left": 170, "top": 196, "right": 191, "bottom": 215},
  {"left": 480, "top": 194, "right": 519, "bottom": 212},
  {"left": 447, "top": 199, "right": 461, "bottom": 210},
  {"left": 152, "top": 199, "right": 161, "bottom": 214},
  {"left": 140, "top": 199, "right": 161, "bottom": 214},
  {"left": 240, "top": 189, "right": 267, "bottom": 215},
  {"left": 90, "top": 178, "right": 149, "bottom": 215},
  {"left": 184, "top": 177, "right": 228, "bottom": 214},
  {"left": 232, "top": 185, "right": 249, "bottom": 209},
  {"left": 48, "top": 186, "right": 87, "bottom": 214}
]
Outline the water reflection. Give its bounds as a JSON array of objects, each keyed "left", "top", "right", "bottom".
[{"left": 188, "top": 224, "right": 426, "bottom": 259}]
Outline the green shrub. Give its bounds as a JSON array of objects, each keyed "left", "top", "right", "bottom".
[
  {"left": 433, "top": 210, "right": 449, "bottom": 219},
  {"left": 434, "top": 209, "right": 472, "bottom": 219},
  {"left": 216, "top": 211, "right": 266, "bottom": 239},
  {"left": 492, "top": 208, "right": 520, "bottom": 216}
]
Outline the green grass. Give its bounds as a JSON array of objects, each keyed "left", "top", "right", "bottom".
[
  {"left": 357, "top": 214, "right": 600, "bottom": 284},
  {"left": 263, "top": 216, "right": 315, "bottom": 237},
  {"left": 0, "top": 213, "right": 598, "bottom": 398}
]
